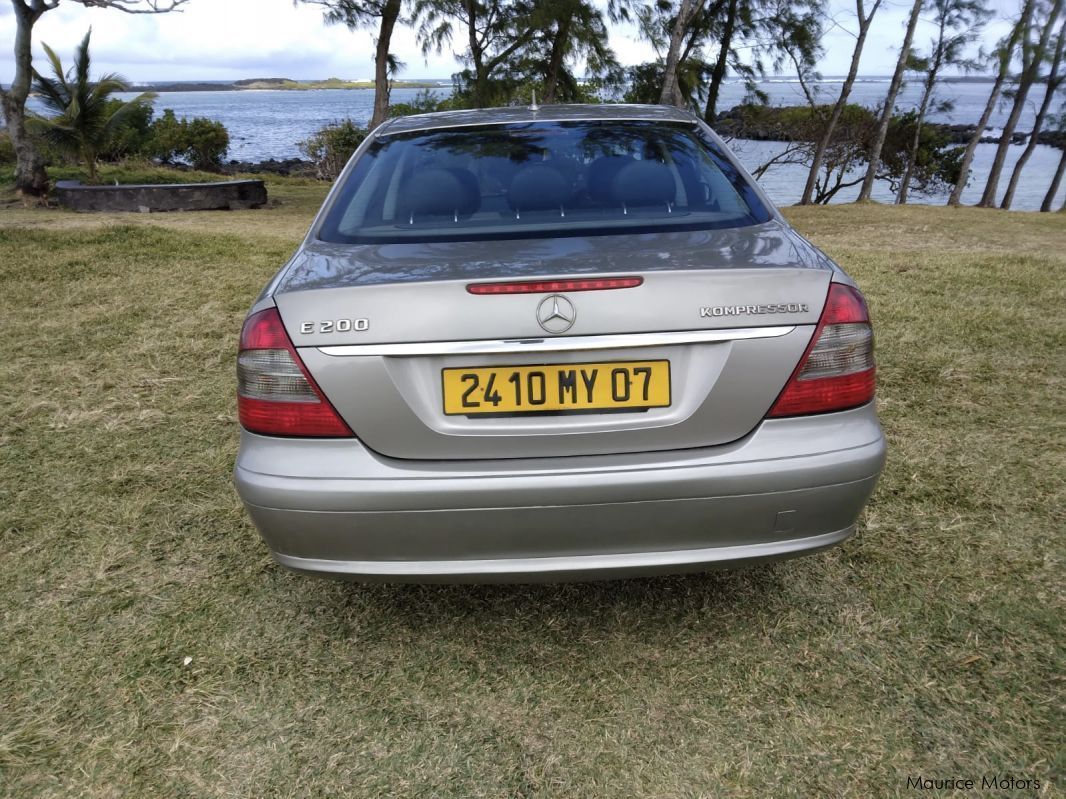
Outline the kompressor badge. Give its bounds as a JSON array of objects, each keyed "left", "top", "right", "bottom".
[{"left": 700, "top": 303, "right": 809, "bottom": 318}]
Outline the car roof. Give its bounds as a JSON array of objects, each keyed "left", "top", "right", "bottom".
[{"left": 378, "top": 103, "right": 699, "bottom": 136}]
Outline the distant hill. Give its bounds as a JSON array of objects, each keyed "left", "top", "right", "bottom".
[{"left": 128, "top": 77, "right": 441, "bottom": 93}]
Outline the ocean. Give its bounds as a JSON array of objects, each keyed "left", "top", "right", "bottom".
[{"left": 35, "top": 78, "right": 1066, "bottom": 211}]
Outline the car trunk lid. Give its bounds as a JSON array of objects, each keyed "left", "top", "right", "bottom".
[{"left": 273, "top": 224, "right": 834, "bottom": 459}]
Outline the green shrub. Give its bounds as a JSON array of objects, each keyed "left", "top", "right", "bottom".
[
  {"left": 184, "top": 117, "right": 229, "bottom": 171},
  {"left": 147, "top": 109, "right": 229, "bottom": 172},
  {"left": 298, "top": 119, "right": 367, "bottom": 180},
  {"left": 147, "top": 109, "right": 185, "bottom": 164},
  {"left": 388, "top": 89, "right": 445, "bottom": 118}
]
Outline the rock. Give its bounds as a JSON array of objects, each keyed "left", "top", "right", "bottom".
[
  {"left": 55, "top": 179, "right": 268, "bottom": 213},
  {"left": 222, "top": 158, "right": 315, "bottom": 177}
]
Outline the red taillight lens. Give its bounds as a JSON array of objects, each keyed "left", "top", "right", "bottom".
[
  {"left": 467, "top": 277, "right": 643, "bottom": 295},
  {"left": 237, "top": 308, "right": 353, "bottom": 437},
  {"left": 769, "top": 283, "right": 876, "bottom": 417}
]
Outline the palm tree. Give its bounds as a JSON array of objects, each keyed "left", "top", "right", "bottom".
[{"left": 29, "top": 30, "right": 155, "bottom": 182}]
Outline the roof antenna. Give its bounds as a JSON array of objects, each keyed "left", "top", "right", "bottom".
[{"left": 530, "top": 89, "right": 539, "bottom": 111}]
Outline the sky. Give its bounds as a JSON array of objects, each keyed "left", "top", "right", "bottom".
[{"left": 1, "top": 0, "right": 1019, "bottom": 84}]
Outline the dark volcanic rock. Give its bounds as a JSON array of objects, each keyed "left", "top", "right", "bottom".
[{"left": 223, "top": 158, "right": 316, "bottom": 178}]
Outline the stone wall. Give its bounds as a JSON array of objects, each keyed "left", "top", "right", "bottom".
[{"left": 56, "top": 179, "right": 268, "bottom": 213}]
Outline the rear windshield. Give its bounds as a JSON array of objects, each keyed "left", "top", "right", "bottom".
[{"left": 317, "top": 120, "right": 771, "bottom": 244}]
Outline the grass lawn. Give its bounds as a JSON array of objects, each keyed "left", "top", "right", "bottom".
[{"left": 0, "top": 181, "right": 1062, "bottom": 797}]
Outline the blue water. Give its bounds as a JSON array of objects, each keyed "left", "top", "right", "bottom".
[{"left": 28, "top": 79, "right": 1066, "bottom": 210}]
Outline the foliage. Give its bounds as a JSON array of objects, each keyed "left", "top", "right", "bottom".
[
  {"left": 147, "top": 109, "right": 230, "bottom": 172},
  {"left": 184, "top": 117, "right": 230, "bottom": 171},
  {"left": 725, "top": 103, "right": 962, "bottom": 202},
  {"left": 415, "top": 0, "right": 542, "bottom": 107},
  {"left": 0, "top": 130, "right": 14, "bottom": 165},
  {"left": 622, "top": 59, "right": 712, "bottom": 110},
  {"left": 298, "top": 119, "right": 368, "bottom": 179},
  {"left": 97, "top": 98, "right": 155, "bottom": 162},
  {"left": 387, "top": 88, "right": 446, "bottom": 117},
  {"left": 518, "top": 0, "right": 618, "bottom": 103},
  {"left": 27, "top": 30, "right": 155, "bottom": 182},
  {"left": 147, "top": 109, "right": 186, "bottom": 164},
  {"left": 880, "top": 110, "right": 964, "bottom": 195},
  {"left": 412, "top": 0, "right": 618, "bottom": 109},
  {"left": 631, "top": 0, "right": 823, "bottom": 120}
]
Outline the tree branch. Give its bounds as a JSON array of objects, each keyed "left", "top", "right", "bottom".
[{"left": 77, "top": 0, "right": 189, "bottom": 13}]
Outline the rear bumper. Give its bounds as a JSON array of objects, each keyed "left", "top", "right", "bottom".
[{"left": 234, "top": 404, "right": 886, "bottom": 582}]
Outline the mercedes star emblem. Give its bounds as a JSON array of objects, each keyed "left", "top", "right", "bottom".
[{"left": 536, "top": 294, "right": 576, "bottom": 334}]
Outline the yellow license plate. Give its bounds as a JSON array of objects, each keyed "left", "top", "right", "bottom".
[{"left": 442, "top": 360, "right": 671, "bottom": 416}]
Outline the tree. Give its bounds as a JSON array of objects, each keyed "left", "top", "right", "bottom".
[
  {"left": 1042, "top": 153, "right": 1065, "bottom": 210},
  {"left": 856, "top": 0, "right": 924, "bottom": 201},
  {"left": 978, "top": 0, "right": 1063, "bottom": 207},
  {"left": 628, "top": 0, "right": 711, "bottom": 111},
  {"left": 415, "top": 0, "right": 539, "bottom": 108},
  {"left": 298, "top": 0, "right": 403, "bottom": 129},
  {"left": 1000, "top": 23, "right": 1065, "bottom": 208},
  {"left": 776, "top": 0, "right": 824, "bottom": 110},
  {"left": 526, "top": 0, "right": 616, "bottom": 103},
  {"left": 799, "top": 0, "right": 883, "bottom": 205},
  {"left": 28, "top": 30, "right": 155, "bottom": 181},
  {"left": 623, "top": 58, "right": 713, "bottom": 110},
  {"left": 659, "top": 0, "right": 708, "bottom": 106},
  {"left": 298, "top": 119, "right": 368, "bottom": 179},
  {"left": 146, "top": 109, "right": 229, "bottom": 170},
  {"left": 897, "top": 0, "right": 988, "bottom": 204},
  {"left": 0, "top": 0, "right": 188, "bottom": 198},
  {"left": 97, "top": 96, "right": 154, "bottom": 161},
  {"left": 948, "top": 0, "right": 1035, "bottom": 205},
  {"left": 725, "top": 102, "right": 961, "bottom": 202},
  {"left": 1040, "top": 106, "right": 1065, "bottom": 210},
  {"left": 701, "top": 0, "right": 822, "bottom": 122}
]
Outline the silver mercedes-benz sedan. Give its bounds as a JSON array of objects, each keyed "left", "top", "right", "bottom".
[{"left": 233, "top": 104, "right": 886, "bottom": 582}]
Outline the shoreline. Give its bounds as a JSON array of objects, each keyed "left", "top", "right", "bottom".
[{"left": 126, "top": 79, "right": 444, "bottom": 93}]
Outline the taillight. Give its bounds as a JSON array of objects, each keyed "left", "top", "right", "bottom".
[
  {"left": 768, "top": 283, "right": 876, "bottom": 417},
  {"left": 237, "top": 308, "right": 353, "bottom": 437},
  {"left": 467, "top": 277, "right": 643, "bottom": 294}
]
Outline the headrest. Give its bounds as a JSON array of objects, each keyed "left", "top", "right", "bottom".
[
  {"left": 507, "top": 164, "right": 570, "bottom": 212},
  {"left": 611, "top": 160, "right": 676, "bottom": 207},
  {"left": 403, "top": 167, "right": 480, "bottom": 218},
  {"left": 587, "top": 155, "right": 635, "bottom": 202}
]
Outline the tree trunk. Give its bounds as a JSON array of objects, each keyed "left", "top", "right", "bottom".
[
  {"left": 948, "top": 0, "right": 1033, "bottom": 205},
  {"left": 464, "top": 0, "right": 487, "bottom": 107},
  {"left": 369, "top": 0, "right": 402, "bottom": 129},
  {"left": 857, "top": 0, "right": 922, "bottom": 202},
  {"left": 2, "top": 1, "right": 49, "bottom": 197},
  {"left": 1041, "top": 148, "right": 1065, "bottom": 211},
  {"left": 660, "top": 0, "right": 699, "bottom": 107},
  {"left": 84, "top": 148, "right": 99, "bottom": 182},
  {"left": 799, "top": 0, "right": 881, "bottom": 205},
  {"left": 897, "top": 75, "right": 934, "bottom": 205},
  {"left": 979, "top": 0, "right": 1062, "bottom": 207},
  {"left": 1000, "top": 29, "right": 1064, "bottom": 209},
  {"left": 703, "top": 0, "right": 739, "bottom": 122},
  {"left": 543, "top": 14, "right": 573, "bottom": 104}
]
